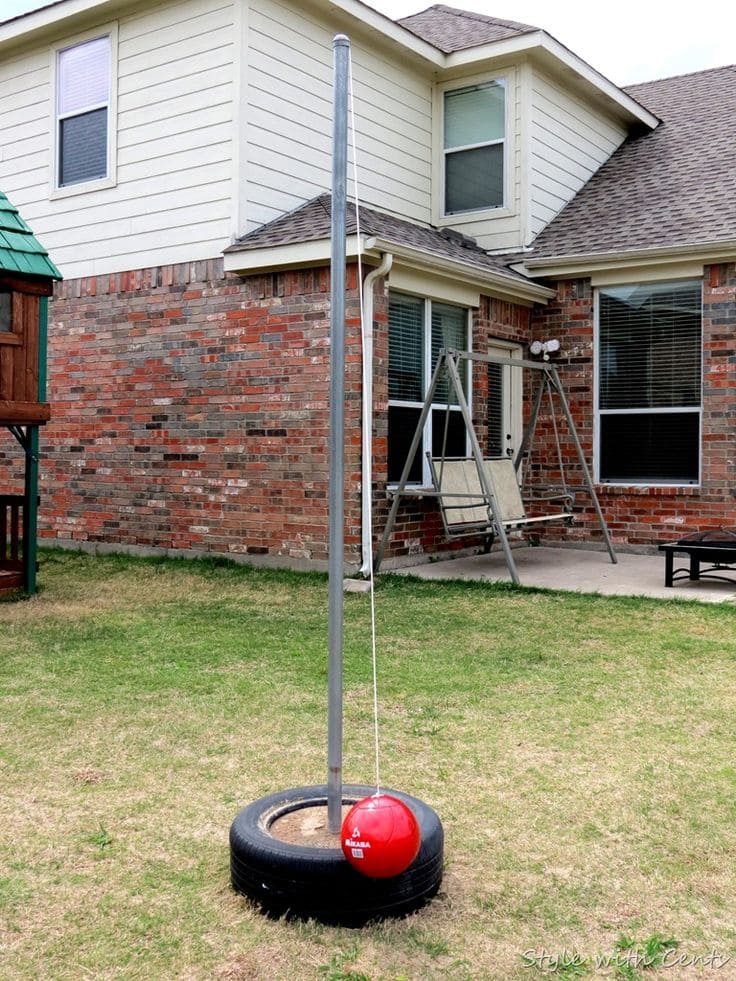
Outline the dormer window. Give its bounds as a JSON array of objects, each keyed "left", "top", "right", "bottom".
[{"left": 443, "top": 80, "right": 505, "bottom": 215}]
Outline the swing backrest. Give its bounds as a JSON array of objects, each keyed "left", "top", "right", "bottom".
[{"left": 429, "top": 456, "right": 526, "bottom": 530}]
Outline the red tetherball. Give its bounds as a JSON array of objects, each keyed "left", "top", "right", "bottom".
[{"left": 341, "top": 794, "right": 421, "bottom": 878}]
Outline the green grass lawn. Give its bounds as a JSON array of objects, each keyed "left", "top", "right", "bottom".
[{"left": 1, "top": 550, "right": 735, "bottom": 979}]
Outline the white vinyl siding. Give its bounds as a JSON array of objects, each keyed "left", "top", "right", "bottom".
[
  {"left": 0, "top": 0, "right": 234, "bottom": 279},
  {"left": 529, "top": 69, "right": 627, "bottom": 241},
  {"left": 245, "top": 0, "right": 432, "bottom": 232}
]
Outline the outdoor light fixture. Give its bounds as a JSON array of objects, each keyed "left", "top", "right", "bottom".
[{"left": 530, "top": 338, "right": 560, "bottom": 360}]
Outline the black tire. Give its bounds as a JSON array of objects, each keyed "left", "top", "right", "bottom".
[{"left": 230, "top": 784, "right": 444, "bottom": 926}]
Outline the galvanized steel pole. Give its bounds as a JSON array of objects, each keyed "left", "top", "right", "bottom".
[{"left": 327, "top": 33, "right": 350, "bottom": 834}]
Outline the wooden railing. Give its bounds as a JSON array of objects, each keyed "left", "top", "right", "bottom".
[{"left": 0, "top": 494, "right": 23, "bottom": 571}]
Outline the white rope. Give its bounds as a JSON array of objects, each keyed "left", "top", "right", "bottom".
[{"left": 348, "top": 50, "right": 381, "bottom": 796}]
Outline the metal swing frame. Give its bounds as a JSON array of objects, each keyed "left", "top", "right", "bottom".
[{"left": 373, "top": 348, "right": 617, "bottom": 585}]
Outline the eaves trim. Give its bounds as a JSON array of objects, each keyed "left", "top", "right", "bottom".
[
  {"left": 223, "top": 235, "right": 554, "bottom": 307},
  {"left": 518, "top": 240, "right": 736, "bottom": 278},
  {"left": 444, "top": 32, "right": 659, "bottom": 130}
]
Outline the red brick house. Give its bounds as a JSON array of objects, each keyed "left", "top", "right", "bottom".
[{"left": 0, "top": 1, "right": 733, "bottom": 571}]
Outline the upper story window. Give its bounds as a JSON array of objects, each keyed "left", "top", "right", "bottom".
[
  {"left": 443, "top": 80, "right": 505, "bottom": 216},
  {"left": 596, "top": 279, "right": 702, "bottom": 485},
  {"left": 388, "top": 293, "right": 470, "bottom": 485},
  {"left": 55, "top": 34, "right": 113, "bottom": 191}
]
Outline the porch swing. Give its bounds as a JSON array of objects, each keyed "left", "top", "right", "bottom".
[{"left": 373, "top": 347, "right": 617, "bottom": 585}]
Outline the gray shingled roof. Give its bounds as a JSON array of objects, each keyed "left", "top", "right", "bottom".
[
  {"left": 226, "top": 194, "right": 533, "bottom": 285},
  {"left": 529, "top": 65, "right": 736, "bottom": 260},
  {"left": 396, "top": 4, "right": 538, "bottom": 54}
]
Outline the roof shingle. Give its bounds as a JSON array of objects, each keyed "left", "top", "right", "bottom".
[
  {"left": 396, "top": 4, "right": 538, "bottom": 54},
  {"left": 226, "top": 194, "right": 532, "bottom": 286},
  {"left": 529, "top": 64, "right": 736, "bottom": 260}
]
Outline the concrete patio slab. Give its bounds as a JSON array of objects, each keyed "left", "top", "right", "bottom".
[{"left": 393, "top": 546, "right": 736, "bottom": 604}]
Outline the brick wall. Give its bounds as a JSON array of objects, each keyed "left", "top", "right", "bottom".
[
  {"left": 5, "top": 258, "right": 729, "bottom": 568},
  {"left": 530, "top": 265, "right": 736, "bottom": 545},
  {"left": 36, "top": 259, "right": 366, "bottom": 567},
  {"left": 12, "top": 260, "right": 535, "bottom": 569}
]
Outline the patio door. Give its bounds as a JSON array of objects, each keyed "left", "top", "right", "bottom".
[{"left": 486, "top": 341, "right": 523, "bottom": 460}]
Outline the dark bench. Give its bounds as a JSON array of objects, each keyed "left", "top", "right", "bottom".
[{"left": 659, "top": 531, "right": 736, "bottom": 587}]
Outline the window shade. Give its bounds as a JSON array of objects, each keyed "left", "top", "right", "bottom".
[
  {"left": 388, "top": 294, "right": 423, "bottom": 402},
  {"left": 599, "top": 281, "right": 701, "bottom": 410},
  {"left": 58, "top": 37, "right": 110, "bottom": 115},
  {"left": 487, "top": 362, "right": 504, "bottom": 456},
  {"left": 431, "top": 302, "right": 466, "bottom": 404},
  {"left": 444, "top": 82, "right": 504, "bottom": 149}
]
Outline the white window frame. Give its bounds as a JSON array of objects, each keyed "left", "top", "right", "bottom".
[
  {"left": 434, "top": 71, "right": 514, "bottom": 227},
  {"left": 388, "top": 293, "right": 472, "bottom": 488},
  {"left": 593, "top": 279, "right": 703, "bottom": 487},
  {"left": 50, "top": 23, "right": 118, "bottom": 199},
  {"left": 486, "top": 339, "right": 524, "bottom": 460}
]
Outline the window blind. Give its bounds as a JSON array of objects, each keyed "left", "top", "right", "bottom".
[
  {"left": 444, "top": 82, "right": 504, "bottom": 149},
  {"left": 598, "top": 280, "right": 702, "bottom": 484},
  {"left": 599, "top": 282, "right": 701, "bottom": 410},
  {"left": 388, "top": 294, "right": 423, "bottom": 402},
  {"left": 487, "top": 362, "right": 504, "bottom": 456},
  {"left": 58, "top": 37, "right": 110, "bottom": 115},
  {"left": 431, "top": 302, "right": 467, "bottom": 404}
]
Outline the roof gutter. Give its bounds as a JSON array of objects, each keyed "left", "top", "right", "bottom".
[
  {"left": 368, "top": 238, "right": 556, "bottom": 305},
  {"left": 517, "top": 239, "right": 736, "bottom": 279},
  {"left": 224, "top": 234, "right": 555, "bottom": 305}
]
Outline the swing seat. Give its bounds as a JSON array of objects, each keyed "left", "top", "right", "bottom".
[{"left": 428, "top": 456, "right": 573, "bottom": 541}]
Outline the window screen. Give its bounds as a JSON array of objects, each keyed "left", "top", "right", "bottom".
[
  {"left": 443, "top": 81, "right": 504, "bottom": 215},
  {"left": 57, "top": 36, "right": 110, "bottom": 187},
  {"left": 598, "top": 280, "right": 702, "bottom": 484}
]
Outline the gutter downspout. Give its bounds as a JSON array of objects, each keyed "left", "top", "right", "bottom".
[{"left": 360, "top": 252, "right": 393, "bottom": 576}]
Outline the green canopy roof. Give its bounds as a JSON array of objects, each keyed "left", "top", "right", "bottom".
[{"left": 0, "top": 191, "right": 62, "bottom": 281}]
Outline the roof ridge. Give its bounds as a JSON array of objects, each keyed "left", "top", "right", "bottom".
[
  {"left": 398, "top": 4, "right": 537, "bottom": 34},
  {"left": 429, "top": 4, "right": 538, "bottom": 32}
]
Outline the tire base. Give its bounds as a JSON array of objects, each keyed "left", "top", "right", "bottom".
[{"left": 229, "top": 784, "right": 444, "bottom": 926}]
